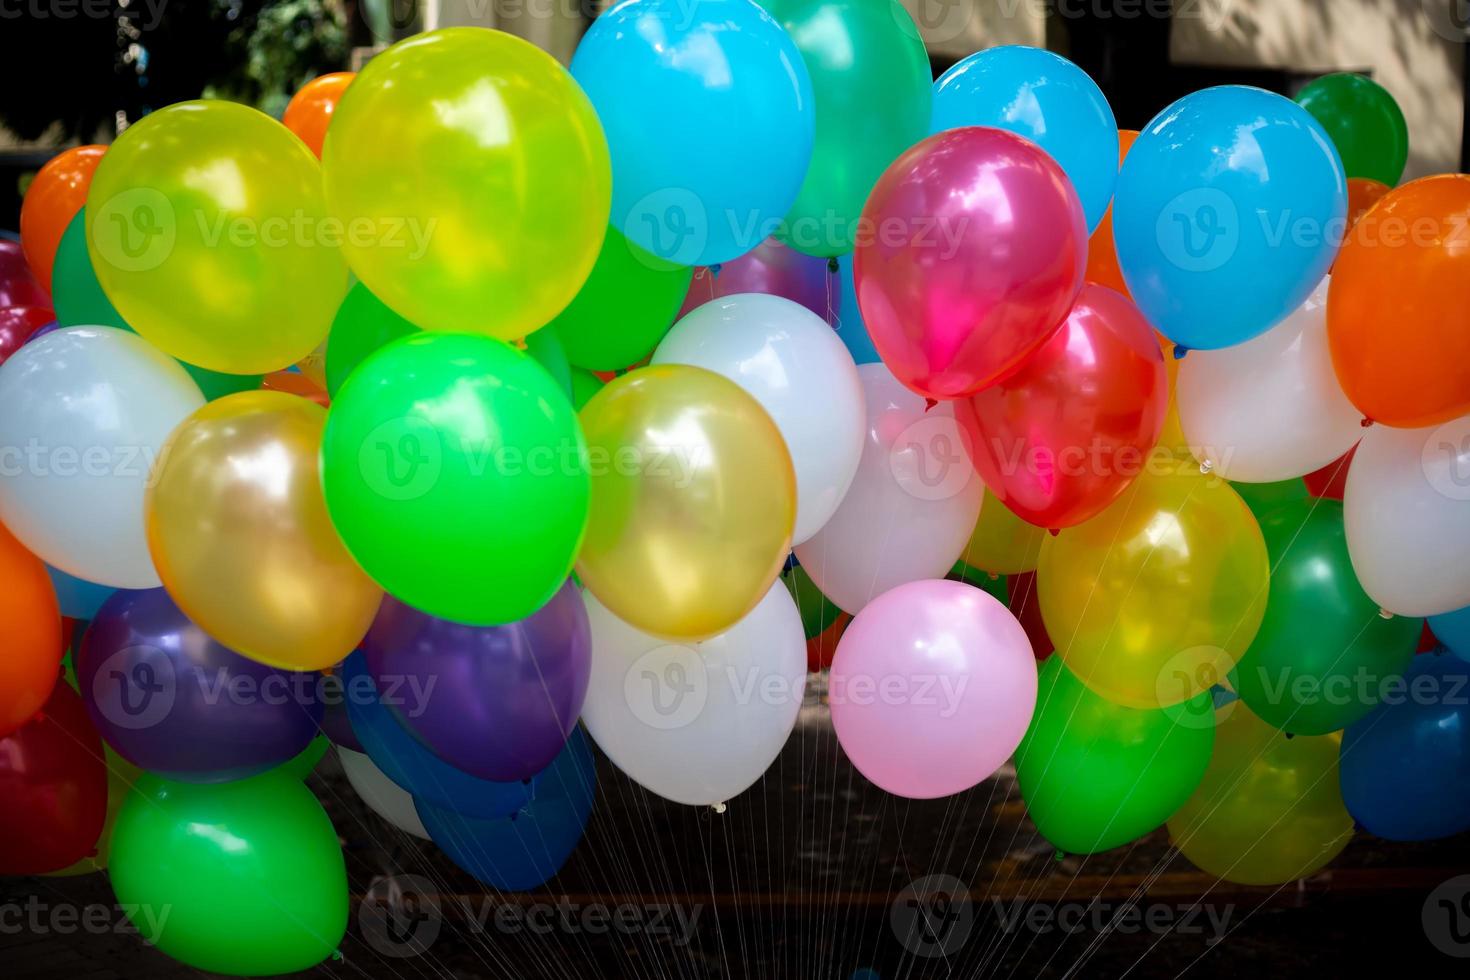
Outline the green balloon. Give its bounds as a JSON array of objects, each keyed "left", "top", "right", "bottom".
[
  {"left": 525, "top": 323, "right": 574, "bottom": 401},
  {"left": 1295, "top": 72, "right": 1408, "bottom": 187},
  {"left": 321, "top": 332, "right": 589, "bottom": 626},
  {"left": 277, "top": 734, "right": 330, "bottom": 780},
  {"left": 109, "top": 772, "right": 347, "bottom": 975},
  {"left": 1016, "top": 658, "right": 1215, "bottom": 855},
  {"left": 569, "top": 367, "right": 605, "bottom": 412},
  {"left": 1230, "top": 499, "right": 1420, "bottom": 735},
  {"left": 761, "top": 0, "right": 932, "bottom": 256},
  {"left": 52, "top": 209, "right": 263, "bottom": 399},
  {"left": 782, "top": 564, "right": 843, "bottom": 639},
  {"left": 324, "top": 281, "right": 419, "bottom": 397},
  {"left": 948, "top": 560, "right": 1008, "bottom": 605},
  {"left": 1231, "top": 477, "right": 1307, "bottom": 522},
  {"left": 551, "top": 225, "right": 692, "bottom": 371}
]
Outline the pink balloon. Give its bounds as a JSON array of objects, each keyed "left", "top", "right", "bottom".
[
  {"left": 678, "top": 236, "right": 834, "bottom": 320},
  {"left": 855, "top": 127, "right": 1085, "bottom": 400},
  {"left": 830, "top": 579, "right": 1037, "bottom": 799}
]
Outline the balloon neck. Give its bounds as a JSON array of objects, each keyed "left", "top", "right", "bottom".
[
  {"left": 1198, "top": 459, "right": 1214, "bottom": 475},
  {"left": 1172, "top": 345, "right": 1189, "bottom": 360},
  {"left": 712, "top": 801, "right": 728, "bottom": 814},
  {"left": 1360, "top": 417, "right": 1374, "bottom": 428}
]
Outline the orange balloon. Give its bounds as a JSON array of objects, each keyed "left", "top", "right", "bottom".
[
  {"left": 261, "top": 369, "right": 330, "bottom": 407},
  {"left": 1345, "top": 176, "right": 1390, "bottom": 231},
  {"left": 1083, "top": 130, "right": 1139, "bottom": 296},
  {"left": 0, "top": 520, "right": 62, "bottom": 737},
  {"left": 19, "top": 145, "right": 105, "bottom": 293},
  {"left": 282, "top": 72, "right": 356, "bottom": 159},
  {"left": 1328, "top": 174, "right": 1470, "bottom": 428}
]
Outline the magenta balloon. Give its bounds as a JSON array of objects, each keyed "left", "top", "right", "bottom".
[
  {"left": 678, "top": 237, "right": 833, "bottom": 320},
  {"left": 854, "top": 126, "right": 1086, "bottom": 400},
  {"left": 0, "top": 240, "right": 49, "bottom": 309}
]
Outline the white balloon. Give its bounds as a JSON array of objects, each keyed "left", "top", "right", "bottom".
[
  {"left": 1178, "top": 276, "right": 1362, "bottom": 482},
  {"left": 338, "top": 747, "right": 431, "bottom": 840},
  {"left": 580, "top": 581, "right": 806, "bottom": 806},
  {"left": 794, "top": 362, "right": 982, "bottom": 614},
  {"left": 652, "top": 293, "right": 865, "bottom": 544},
  {"left": 0, "top": 327, "right": 203, "bottom": 587},
  {"left": 1345, "top": 416, "right": 1470, "bottom": 617}
]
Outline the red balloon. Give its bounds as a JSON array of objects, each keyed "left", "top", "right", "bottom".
[
  {"left": 806, "top": 611, "right": 851, "bottom": 672},
  {"left": 0, "top": 239, "right": 50, "bottom": 308},
  {"left": 957, "top": 284, "right": 1167, "bottom": 529},
  {"left": 0, "top": 305, "right": 55, "bottom": 365},
  {"left": 855, "top": 127, "right": 1085, "bottom": 400},
  {"left": 1007, "top": 570, "right": 1052, "bottom": 660},
  {"left": 1303, "top": 443, "right": 1356, "bottom": 501},
  {"left": 0, "top": 682, "right": 107, "bottom": 874}
]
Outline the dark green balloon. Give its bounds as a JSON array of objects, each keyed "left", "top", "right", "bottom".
[
  {"left": 324, "top": 280, "right": 419, "bottom": 397},
  {"left": 1231, "top": 477, "right": 1307, "bottom": 522},
  {"left": 1231, "top": 499, "right": 1420, "bottom": 735},
  {"left": 524, "top": 324, "right": 573, "bottom": 401},
  {"left": 949, "top": 560, "right": 1007, "bottom": 605},
  {"left": 1295, "top": 72, "right": 1408, "bottom": 186},
  {"left": 569, "top": 367, "right": 605, "bottom": 412},
  {"left": 1016, "top": 658, "right": 1215, "bottom": 855},
  {"left": 783, "top": 564, "right": 843, "bottom": 640}
]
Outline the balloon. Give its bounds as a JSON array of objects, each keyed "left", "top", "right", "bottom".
[
  {"left": 831, "top": 579, "right": 1036, "bottom": 799},
  {"left": 44, "top": 745, "right": 140, "bottom": 876},
  {"left": 110, "top": 771, "right": 347, "bottom": 975},
  {"left": 79, "top": 588, "right": 323, "bottom": 781},
  {"left": 0, "top": 305, "right": 54, "bottom": 365},
  {"left": 932, "top": 46, "right": 1118, "bottom": 231},
  {"left": 363, "top": 582, "right": 589, "bottom": 782},
  {"left": 0, "top": 518, "right": 61, "bottom": 736},
  {"left": 281, "top": 71, "right": 355, "bottom": 159},
  {"left": 760, "top": 0, "right": 930, "bottom": 256},
  {"left": 577, "top": 364, "right": 795, "bottom": 640},
  {"left": 321, "top": 332, "right": 588, "bottom": 626},
  {"left": 1328, "top": 175, "right": 1470, "bottom": 428},
  {"left": 571, "top": 0, "right": 813, "bottom": 266},
  {"left": 20, "top": 144, "right": 104, "bottom": 292},
  {"left": 1178, "top": 275, "right": 1363, "bottom": 482},
  {"left": 1303, "top": 443, "right": 1355, "bottom": 500},
  {"left": 677, "top": 236, "right": 829, "bottom": 321},
  {"left": 855, "top": 127, "right": 1085, "bottom": 399},
  {"left": 417, "top": 727, "right": 596, "bottom": 891},
  {"left": 45, "top": 563, "right": 113, "bottom": 620},
  {"left": 1114, "top": 86, "right": 1346, "bottom": 350},
  {"left": 0, "top": 238, "right": 50, "bottom": 308},
  {"left": 957, "top": 490, "right": 1046, "bottom": 575},
  {"left": 581, "top": 582, "right": 805, "bottom": 805},
  {"left": 260, "top": 368, "right": 329, "bottom": 406},
  {"left": 1039, "top": 457, "right": 1270, "bottom": 708},
  {"left": 0, "top": 682, "right": 106, "bottom": 874},
  {"left": 277, "top": 734, "right": 329, "bottom": 780},
  {"left": 957, "top": 283, "right": 1167, "bottom": 529},
  {"left": 0, "top": 327, "right": 204, "bottom": 587},
  {"left": 1157, "top": 340, "right": 1191, "bottom": 460},
  {"left": 553, "top": 225, "right": 693, "bottom": 372},
  {"left": 339, "top": 651, "right": 533, "bottom": 819},
  {"left": 795, "top": 362, "right": 982, "bottom": 613},
  {"left": 325, "top": 28, "right": 609, "bottom": 340},
  {"left": 322, "top": 281, "right": 418, "bottom": 397},
  {"left": 1231, "top": 500, "right": 1420, "bottom": 735},
  {"left": 1341, "top": 653, "right": 1470, "bottom": 840},
  {"left": 805, "top": 610, "right": 850, "bottom": 673},
  {"left": 832, "top": 253, "right": 878, "bottom": 364},
  {"left": 1343, "top": 418, "right": 1470, "bottom": 616},
  {"left": 87, "top": 101, "right": 348, "bottom": 373},
  {"left": 1017, "top": 657, "right": 1213, "bottom": 855},
  {"left": 1295, "top": 72, "right": 1408, "bottom": 186},
  {"left": 783, "top": 564, "right": 843, "bottom": 641},
  {"left": 524, "top": 323, "right": 574, "bottom": 402},
  {"left": 1007, "top": 570, "right": 1052, "bottom": 659},
  {"left": 1168, "top": 703, "right": 1352, "bottom": 884},
  {"left": 569, "top": 368, "right": 604, "bottom": 412},
  {"left": 337, "top": 747, "right": 429, "bottom": 839},
  {"left": 1344, "top": 177, "right": 1390, "bottom": 232},
  {"left": 1084, "top": 130, "right": 1138, "bottom": 294},
  {"left": 1231, "top": 477, "right": 1308, "bottom": 521},
  {"left": 653, "top": 293, "right": 865, "bottom": 543},
  {"left": 1429, "top": 606, "right": 1470, "bottom": 659},
  {"left": 147, "top": 391, "right": 381, "bottom": 670}
]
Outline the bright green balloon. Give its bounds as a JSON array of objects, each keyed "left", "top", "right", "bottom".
[
  {"left": 948, "top": 560, "right": 1008, "bottom": 605},
  {"left": 321, "top": 332, "right": 589, "bottom": 625},
  {"left": 109, "top": 772, "right": 347, "bottom": 976},
  {"left": 525, "top": 324, "right": 573, "bottom": 402},
  {"left": 782, "top": 563, "right": 844, "bottom": 640},
  {"left": 1230, "top": 499, "right": 1420, "bottom": 735},
  {"left": 1016, "top": 658, "right": 1215, "bottom": 855},
  {"left": 761, "top": 0, "right": 932, "bottom": 256},
  {"left": 550, "top": 225, "right": 692, "bottom": 371},
  {"left": 1230, "top": 477, "right": 1307, "bottom": 522},
  {"left": 323, "top": 281, "right": 418, "bottom": 398},
  {"left": 1295, "top": 72, "right": 1408, "bottom": 186},
  {"left": 570, "top": 367, "right": 605, "bottom": 412}
]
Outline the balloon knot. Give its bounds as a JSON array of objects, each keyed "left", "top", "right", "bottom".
[
  {"left": 1284, "top": 732, "right": 1295, "bottom": 740},
  {"left": 1172, "top": 345, "right": 1189, "bottom": 360},
  {"left": 1199, "top": 459, "right": 1214, "bottom": 475},
  {"left": 1053, "top": 849, "right": 1066, "bottom": 862},
  {"left": 1048, "top": 528, "right": 1060, "bottom": 537},
  {"left": 1378, "top": 608, "right": 1393, "bottom": 620},
  {"left": 827, "top": 256, "right": 839, "bottom": 274},
  {"left": 923, "top": 398, "right": 938, "bottom": 412},
  {"left": 1360, "top": 417, "right": 1374, "bottom": 428},
  {"left": 331, "top": 949, "right": 345, "bottom": 963},
  {"left": 708, "top": 263, "right": 722, "bottom": 280},
  {"left": 712, "top": 801, "right": 728, "bottom": 814}
]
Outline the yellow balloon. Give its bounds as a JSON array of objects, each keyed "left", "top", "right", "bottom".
[
  {"left": 958, "top": 490, "right": 1047, "bottom": 574},
  {"left": 1038, "top": 456, "right": 1268, "bottom": 708},
  {"left": 577, "top": 365, "right": 796, "bottom": 641},
  {"left": 322, "top": 27, "right": 611, "bottom": 341},
  {"left": 146, "top": 390, "right": 382, "bottom": 670},
  {"left": 86, "top": 101, "right": 348, "bottom": 374},
  {"left": 1168, "top": 703, "right": 1353, "bottom": 884},
  {"left": 44, "top": 747, "right": 139, "bottom": 877}
]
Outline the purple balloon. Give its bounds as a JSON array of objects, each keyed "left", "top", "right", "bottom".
[
  {"left": 677, "top": 237, "right": 835, "bottom": 320},
  {"left": 362, "top": 580, "right": 590, "bottom": 782},
  {"left": 77, "top": 589, "right": 323, "bottom": 782}
]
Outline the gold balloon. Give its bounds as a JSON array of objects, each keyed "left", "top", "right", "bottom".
[
  {"left": 1038, "top": 456, "right": 1269, "bottom": 708},
  {"left": 577, "top": 365, "right": 796, "bottom": 641},
  {"left": 959, "top": 490, "right": 1047, "bottom": 574},
  {"left": 1168, "top": 703, "right": 1353, "bottom": 885},
  {"left": 146, "top": 391, "right": 382, "bottom": 670}
]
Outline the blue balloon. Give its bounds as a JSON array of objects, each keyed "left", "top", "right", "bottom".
[
  {"left": 1429, "top": 606, "right": 1470, "bottom": 661},
  {"left": 341, "top": 651, "right": 532, "bottom": 820},
  {"left": 1112, "top": 86, "right": 1346, "bottom": 350},
  {"left": 931, "top": 46, "right": 1118, "bottom": 232},
  {"left": 570, "top": 0, "right": 814, "bottom": 266},
  {"left": 45, "top": 563, "right": 115, "bottom": 619},
  {"left": 1340, "top": 654, "right": 1470, "bottom": 841},
  {"left": 833, "top": 255, "right": 879, "bottom": 365},
  {"left": 415, "top": 727, "right": 596, "bottom": 891}
]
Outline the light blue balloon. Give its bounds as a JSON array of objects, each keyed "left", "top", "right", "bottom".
[
  {"left": 1112, "top": 86, "right": 1346, "bottom": 351},
  {"left": 1430, "top": 605, "right": 1470, "bottom": 661},
  {"left": 833, "top": 255, "right": 879, "bottom": 365},
  {"left": 570, "top": 0, "right": 814, "bottom": 267},
  {"left": 932, "top": 46, "right": 1118, "bottom": 232},
  {"left": 45, "top": 563, "right": 114, "bottom": 619}
]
